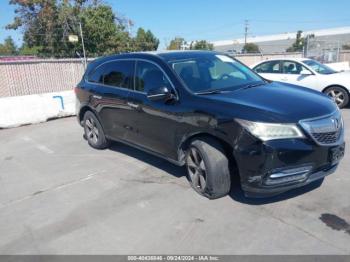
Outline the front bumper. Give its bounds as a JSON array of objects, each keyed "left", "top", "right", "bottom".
[{"left": 233, "top": 129, "right": 345, "bottom": 198}]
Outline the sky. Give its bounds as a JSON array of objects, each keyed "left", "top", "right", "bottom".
[{"left": 1, "top": 0, "right": 350, "bottom": 49}]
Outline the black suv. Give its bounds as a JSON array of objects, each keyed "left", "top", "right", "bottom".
[{"left": 76, "top": 51, "right": 345, "bottom": 199}]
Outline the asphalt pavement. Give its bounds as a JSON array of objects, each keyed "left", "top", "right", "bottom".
[{"left": 0, "top": 109, "right": 349, "bottom": 254}]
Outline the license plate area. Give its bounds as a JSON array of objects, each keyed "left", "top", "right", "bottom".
[{"left": 329, "top": 144, "right": 345, "bottom": 165}]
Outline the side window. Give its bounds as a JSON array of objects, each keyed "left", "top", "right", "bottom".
[
  {"left": 135, "top": 61, "right": 172, "bottom": 92},
  {"left": 254, "top": 61, "right": 281, "bottom": 74},
  {"left": 282, "top": 61, "right": 308, "bottom": 75},
  {"left": 88, "top": 65, "right": 104, "bottom": 83},
  {"left": 88, "top": 60, "right": 134, "bottom": 89},
  {"left": 173, "top": 61, "right": 201, "bottom": 79}
]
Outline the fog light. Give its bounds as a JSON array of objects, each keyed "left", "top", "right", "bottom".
[{"left": 264, "top": 165, "right": 313, "bottom": 186}]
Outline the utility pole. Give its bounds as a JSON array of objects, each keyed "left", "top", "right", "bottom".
[
  {"left": 244, "top": 20, "right": 249, "bottom": 53},
  {"left": 79, "top": 21, "right": 87, "bottom": 69}
]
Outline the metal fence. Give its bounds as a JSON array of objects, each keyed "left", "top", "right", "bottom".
[
  {"left": 0, "top": 59, "right": 85, "bottom": 97},
  {"left": 307, "top": 39, "right": 342, "bottom": 63}
]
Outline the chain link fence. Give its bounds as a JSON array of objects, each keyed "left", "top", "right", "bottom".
[
  {"left": 0, "top": 59, "right": 86, "bottom": 98},
  {"left": 306, "top": 39, "right": 343, "bottom": 63}
]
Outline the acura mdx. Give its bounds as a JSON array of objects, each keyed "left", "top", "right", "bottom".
[{"left": 75, "top": 51, "right": 345, "bottom": 199}]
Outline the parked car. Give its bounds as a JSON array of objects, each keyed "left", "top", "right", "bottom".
[
  {"left": 251, "top": 58, "right": 350, "bottom": 108},
  {"left": 75, "top": 51, "right": 345, "bottom": 199}
]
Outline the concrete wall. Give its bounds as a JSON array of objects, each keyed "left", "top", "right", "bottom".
[
  {"left": 0, "top": 90, "right": 76, "bottom": 128},
  {"left": 234, "top": 52, "right": 303, "bottom": 66}
]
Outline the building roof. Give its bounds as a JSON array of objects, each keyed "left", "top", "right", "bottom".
[{"left": 212, "top": 26, "right": 350, "bottom": 47}]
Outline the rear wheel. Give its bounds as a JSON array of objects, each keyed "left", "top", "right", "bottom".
[
  {"left": 186, "top": 138, "right": 231, "bottom": 199},
  {"left": 324, "top": 86, "right": 349, "bottom": 108},
  {"left": 83, "top": 111, "right": 109, "bottom": 149}
]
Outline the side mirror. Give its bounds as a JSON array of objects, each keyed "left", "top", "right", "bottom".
[
  {"left": 147, "top": 87, "right": 175, "bottom": 102},
  {"left": 300, "top": 69, "right": 312, "bottom": 75}
]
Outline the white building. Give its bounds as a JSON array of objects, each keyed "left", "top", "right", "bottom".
[{"left": 212, "top": 26, "right": 350, "bottom": 55}]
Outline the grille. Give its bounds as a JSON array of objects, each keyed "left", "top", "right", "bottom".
[
  {"left": 311, "top": 130, "right": 341, "bottom": 145},
  {"left": 299, "top": 111, "right": 343, "bottom": 146}
]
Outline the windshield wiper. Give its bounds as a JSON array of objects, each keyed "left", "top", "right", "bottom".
[
  {"left": 241, "top": 82, "right": 267, "bottom": 89},
  {"left": 195, "top": 89, "right": 226, "bottom": 95}
]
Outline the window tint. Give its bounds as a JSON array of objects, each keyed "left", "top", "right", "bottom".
[
  {"left": 282, "top": 61, "right": 309, "bottom": 75},
  {"left": 135, "top": 61, "right": 172, "bottom": 92},
  {"left": 88, "top": 60, "right": 134, "bottom": 89},
  {"left": 254, "top": 61, "right": 281, "bottom": 74}
]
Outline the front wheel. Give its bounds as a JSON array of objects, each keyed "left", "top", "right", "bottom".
[
  {"left": 324, "top": 86, "right": 349, "bottom": 108},
  {"left": 185, "top": 138, "right": 231, "bottom": 199}
]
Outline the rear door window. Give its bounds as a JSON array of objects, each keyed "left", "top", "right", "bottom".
[
  {"left": 88, "top": 60, "right": 134, "bottom": 89},
  {"left": 254, "top": 61, "right": 281, "bottom": 74}
]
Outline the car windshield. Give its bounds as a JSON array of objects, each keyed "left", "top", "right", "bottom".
[
  {"left": 168, "top": 54, "right": 265, "bottom": 94},
  {"left": 303, "top": 59, "right": 337, "bottom": 75}
]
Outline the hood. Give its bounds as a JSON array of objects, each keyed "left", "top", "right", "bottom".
[
  {"left": 333, "top": 70, "right": 350, "bottom": 82},
  {"left": 203, "top": 82, "right": 338, "bottom": 123}
]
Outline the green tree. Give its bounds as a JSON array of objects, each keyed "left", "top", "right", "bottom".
[
  {"left": 0, "top": 36, "right": 17, "bottom": 55},
  {"left": 343, "top": 44, "right": 350, "bottom": 50},
  {"left": 167, "top": 37, "right": 185, "bottom": 50},
  {"left": 18, "top": 45, "right": 41, "bottom": 56},
  {"left": 242, "top": 43, "right": 260, "bottom": 53},
  {"left": 79, "top": 4, "right": 128, "bottom": 56},
  {"left": 286, "top": 30, "right": 304, "bottom": 52},
  {"left": 191, "top": 40, "right": 213, "bottom": 50},
  {"left": 133, "top": 27, "right": 159, "bottom": 51},
  {"left": 6, "top": 0, "right": 141, "bottom": 57}
]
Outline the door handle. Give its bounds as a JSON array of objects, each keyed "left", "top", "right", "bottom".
[
  {"left": 127, "top": 102, "right": 140, "bottom": 109},
  {"left": 280, "top": 77, "right": 288, "bottom": 81},
  {"left": 92, "top": 95, "right": 102, "bottom": 99}
]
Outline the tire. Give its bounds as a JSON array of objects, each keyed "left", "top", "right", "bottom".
[
  {"left": 83, "top": 111, "right": 110, "bottom": 149},
  {"left": 185, "top": 138, "right": 231, "bottom": 199},
  {"left": 324, "top": 86, "right": 349, "bottom": 109}
]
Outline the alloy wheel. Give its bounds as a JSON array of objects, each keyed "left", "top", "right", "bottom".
[
  {"left": 327, "top": 89, "right": 345, "bottom": 106},
  {"left": 186, "top": 147, "right": 207, "bottom": 192},
  {"left": 85, "top": 117, "right": 99, "bottom": 145}
]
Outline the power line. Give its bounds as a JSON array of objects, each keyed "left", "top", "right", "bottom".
[{"left": 251, "top": 18, "right": 350, "bottom": 24}]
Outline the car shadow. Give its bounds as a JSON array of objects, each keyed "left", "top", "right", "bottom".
[
  {"left": 107, "top": 141, "right": 324, "bottom": 205},
  {"left": 108, "top": 141, "right": 185, "bottom": 179},
  {"left": 228, "top": 178, "right": 324, "bottom": 205}
]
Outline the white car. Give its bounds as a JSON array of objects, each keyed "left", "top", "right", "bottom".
[{"left": 251, "top": 58, "right": 350, "bottom": 108}]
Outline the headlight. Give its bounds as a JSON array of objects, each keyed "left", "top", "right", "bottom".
[{"left": 236, "top": 119, "right": 305, "bottom": 141}]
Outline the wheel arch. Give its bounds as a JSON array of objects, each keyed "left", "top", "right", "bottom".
[
  {"left": 177, "top": 132, "right": 238, "bottom": 168},
  {"left": 78, "top": 105, "right": 100, "bottom": 124},
  {"left": 322, "top": 84, "right": 350, "bottom": 94},
  {"left": 78, "top": 105, "right": 106, "bottom": 132}
]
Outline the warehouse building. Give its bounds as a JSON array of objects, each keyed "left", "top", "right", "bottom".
[{"left": 212, "top": 26, "right": 350, "bottom": 58}]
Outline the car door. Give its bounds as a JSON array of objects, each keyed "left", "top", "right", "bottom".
[
  {"left": 253, "top": 60, "right": 284, "bottom": 82},
  {"left": 281, "top": 60, "right": 319, "bottom": 89},
  {"left": 87, "top": 60, "right": 135, "bottom": 141},
  {"left": 125, "top": 59, "right": 180, "bottom": 158}
]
